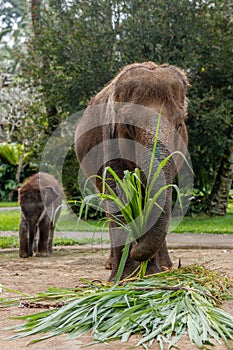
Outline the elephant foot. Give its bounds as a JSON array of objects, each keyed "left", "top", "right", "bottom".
[
  {"left": 19, "top": 250, "right": 33, "bottom": 258},
  {"left": 48, "top": 240, "right": 53, "bottom": 254},
  {"left": 160, "top": 265, "right": 171, "bottom": 271},
  {"left": 19, "top": 252, "right": 30, "bottom": 258},
  {"left": 108, "top": 258, "right": 139, "bottom": 282},
  {"left": 158, "top": 251, "right": 172, "bottom": 269},
  {"left": 34, "top": 251, "right": 49, "bottom": 257},
  {"left": 104, "top": 256, "right": 113, "bottom": 270},
  {"left": 145, "top": 257, "right": 162, "bottom": 275}
]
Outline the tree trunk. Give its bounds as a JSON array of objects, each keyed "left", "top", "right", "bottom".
[
  {"left": 208, "top": 126, "right": 233, "bottom": 215},
  {"left": 31, "top": 0, "right": 41, "bottom": 31}
]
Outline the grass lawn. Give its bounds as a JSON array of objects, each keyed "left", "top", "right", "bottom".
[
  {"left": 0, "top": 201, "right": 19, "bottom": 208},
  {"left": 0, "top": 210, "right": 20, "bottom": 231},
  {"left": 174, "top": 213, "right": 233, "bottom": 233},
  {"left": 0, "top": 236, "right": 109, "bottom": 249},
  {"left": 0, "top": 200, "right": 232, "bottom": 234},
  {"left": 0, "top": 209, "right": 108, "bottom": 232},
  {"left": 174, "top": 200, "right": 233, "bottom": 234}
]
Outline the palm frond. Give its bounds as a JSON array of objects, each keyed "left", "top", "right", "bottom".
[{"left": 5, "top": 266, "right": 233, "bottom": 349}]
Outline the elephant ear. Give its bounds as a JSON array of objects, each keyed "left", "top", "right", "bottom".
[{"left": 42, "top": 186, "right": 59, "bottom": 206}]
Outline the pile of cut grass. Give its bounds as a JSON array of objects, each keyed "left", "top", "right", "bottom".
[{"left": 2, "top": 265, "right": 233, "bottom": 349}]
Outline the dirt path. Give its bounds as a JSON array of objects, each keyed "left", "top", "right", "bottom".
[{"left": 0, "top": 247, "right": 233, "bottom": 350}]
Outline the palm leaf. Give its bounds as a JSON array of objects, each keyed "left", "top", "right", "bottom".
[{"left": 5, "top": 266, "right": 233, "bottom": 349}]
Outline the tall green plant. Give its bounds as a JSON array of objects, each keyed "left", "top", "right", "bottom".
[
  {"left": 0, "top": 142, "right": 30, "bottom": 166},
  {"left": 0, "top": 142, "right": 33, "bottom": 200}
]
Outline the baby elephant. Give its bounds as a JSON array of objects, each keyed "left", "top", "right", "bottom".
[{"left": 18, "top": 172, "right": 62, "bottom": 258}]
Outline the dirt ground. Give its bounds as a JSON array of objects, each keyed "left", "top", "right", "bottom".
[{"left": 0, "top": 247, "right": 233, "bottom": 350}]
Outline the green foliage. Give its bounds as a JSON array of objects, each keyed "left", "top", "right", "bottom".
[
  {"left": 0, "top": 142, "right": 36, "bottom": 201},
  {"left": 0, "top": 142, "right": 30, "bottom": 166},
  {"left": 0, "top": 0, "right": 27, "bottom": 40},
  {"left": 0, "top": 163, "right": 17, "bottom": 201},
  {"left": 188, "top": 94, "right": 232, "bottom": 198},
  {"left": 5, "top": 266, "right": 233, "bottom": 349},
  {"left": 0, "top": 161, "right": 34, "bottom": 201},
  {"left": 61, "top": 147, "right": 81, "bottom": 211},
  {"left": 0, "top": 0, "right": 28, "bottom": 73},
  {"left": 24, "top": 0, "right": 117, "bottom": 115},
  {"left": 56, "top": 215, "right": 107, "bottom": 232},
  {"left": 0, "top": 74, "right": 48, "bottom": 156},
  {"left": 114, "top": 0, "right": 233, "bottom": 201}
]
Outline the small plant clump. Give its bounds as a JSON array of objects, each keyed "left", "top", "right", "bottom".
[{"left": 1, "top": 265, "right": 233, "bottom": 349}]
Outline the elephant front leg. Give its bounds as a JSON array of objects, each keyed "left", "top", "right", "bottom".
[
  {"left": 36, "top": 216, "right": 50, "bottom": 257},
  {"left": 48, "top": 206, "right": 60, "bottom": 254},
  {"left": 19, "top": 215, "right": 30, "bottom": 258},
  {"left": 145, "top": 255, "right": 162, "bottom": 275},
  {"left": 48, "top": 222, "right": 55, "bottom": 254},
  {"left": 108, "top": 224, "right": 139, "bottom": 282},
  {"left": 109, "top": 244, "right": 139, "bottom": 282}
]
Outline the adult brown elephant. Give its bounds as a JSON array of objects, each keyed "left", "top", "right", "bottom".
[{"left": 75, "top": 62, "right": 189, "bottom": 281}]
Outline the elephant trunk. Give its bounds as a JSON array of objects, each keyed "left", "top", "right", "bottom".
[
  {"left": 130, "top": 214, "right": 169, "bottom": 262},
  {"left": 130, "top": 185, "right": 172, "bottom": 262}
]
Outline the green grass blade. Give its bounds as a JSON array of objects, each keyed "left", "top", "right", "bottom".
[{"left": 113, "top": 234, "right": 132, "bottom": 285}]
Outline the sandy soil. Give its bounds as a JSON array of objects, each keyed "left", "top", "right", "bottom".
[{"left": 0, "top": 247, "right": 233, "bottom": 350}]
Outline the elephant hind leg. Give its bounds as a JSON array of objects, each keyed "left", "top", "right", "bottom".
[
  {"left": 36, "top": 216, "right": 50, "bottom": 257},
  {"left": 19, "top": 216, "right": 31, "bottom": 258}
]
